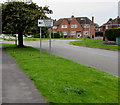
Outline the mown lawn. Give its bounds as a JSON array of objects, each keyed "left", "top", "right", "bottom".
[
  {"left": 0, "top": 38, "right": 49, "bottom": 41},
  {"left": 70, "top": 39, "right": 120, "bottom": 50},
  {"left": 2, "top": 43, "right": 119, "bottom": 103}
]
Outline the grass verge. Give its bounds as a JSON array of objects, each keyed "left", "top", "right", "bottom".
[
  {"left": 0, "top": 38, "right": 49, "bottom": 41},
  {"left": 70, "top": 39, "right": 120, "bottom": 50},
  {"left": 3, "top": 43, "right": 119, "bottom": 103}
]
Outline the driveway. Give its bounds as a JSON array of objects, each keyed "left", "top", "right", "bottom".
[{"left": 24, "top": 39, "right": 118, "bottom": 76}]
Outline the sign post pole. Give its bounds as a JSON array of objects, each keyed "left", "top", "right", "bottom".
[
  {"left": 49, "top": 28, "right": 52, "bottom": 57},
  {"left": 38, "top": 19, "right": 53, "bottom": 57},
  {"left": 40, "top": 27, "right": 42, "bottom": 57}
]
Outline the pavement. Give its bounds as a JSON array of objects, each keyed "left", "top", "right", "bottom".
[
  {"left": 0, "top": 45, "right": 2, "bottom": 105},
  {"left": 1, "top": 46, "right": 46, "bottom": 104},
  {"left": 24, "top": 39, "right": 118, "bottom": 76}
]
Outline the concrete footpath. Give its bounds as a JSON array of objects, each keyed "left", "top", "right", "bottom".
[
  {"left": 2, "top": 46, "right": 46, "bottom": 104},
  {"left": 0, "top": 45, "right": 2, "bottom": 105}
]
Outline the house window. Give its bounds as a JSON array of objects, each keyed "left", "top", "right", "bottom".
[
  {"left": 84, "top": 31, "right": 89, "bottom": 35},
  {"left": 106, "top": 25, "right": 108, "bottom": 29},
  {"left": 118, "top": 24, "right": 120, "bottom": 28},
  {"left": 61, "top": 25, "right": 68, "bottom": 28},
  {"left": 84, "top": 24, "right": 89, "bottom": 28},
  {"left": 71, "top": 24, "right": 78, "bottom": 28},
  {"left": 53, "top": 26, "right": 57, "bottom": 29},
  {"left": 71, "top": 31, "right": 76, "bottom": 35},
  {"left": 63, "top": 32, "right": 68, "bottom": 35}
]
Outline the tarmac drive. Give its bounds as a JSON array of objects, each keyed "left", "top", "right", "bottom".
[
  {"left": 24, "top": 39, "right": 119, "bottom": 76},
  {"left": 2, "top": 47, "right": 46, "bottom": 103}
]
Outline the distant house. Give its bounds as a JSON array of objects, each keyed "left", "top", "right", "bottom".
[
  {"left": 52, "top": 16, "right": 96, "bottom": 38},
  {"left": 100, "top": 16, "right": 120, "bottom": 32}
]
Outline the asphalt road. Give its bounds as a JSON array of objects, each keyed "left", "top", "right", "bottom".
[{"left": 24, "top": 39, "right": 118, "bottom": 76}]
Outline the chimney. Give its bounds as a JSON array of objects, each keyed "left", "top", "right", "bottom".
[
  {"left": 71, "top": 15, "right": 74, "bottom": 18},
  {"left": 117, "top": 16, "right": 119, "bottom": 18},
  {"left": 92, "top": 16, "right": 94, "bottom": 23}
]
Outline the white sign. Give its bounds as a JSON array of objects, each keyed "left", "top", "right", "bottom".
[{"left": 38, "top": 19, "right": 53, "bottom": 27}]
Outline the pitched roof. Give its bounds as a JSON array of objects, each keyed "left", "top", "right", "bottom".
[
  {"left": 102, "top": 16, "right": 120, "bottom": 26},
  {"left": 53, "top": 16, "right": 95, "bottom": 26},
  {"left": 53, "top": 19, "right": 63, "bottom": 26},
  {"left": 76, "top": 17, "right": 94, "bottom": 25}
]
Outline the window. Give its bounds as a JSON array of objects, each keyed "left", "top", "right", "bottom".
[
  {"left": 71, "top": 24, "right": 78, "bottom": 28},
  {"left": 63, "top": 32, "right": 68, "bottom": 35},
  {"left": 84, "top": 24, "right": 89, "bottom": 28},
  {"left": 71, "top": 31, "right": 76, "bottom": 35},
  {"left": 118, "top": 24, "right": 120, "bottom": 28},
  {"left": 61, "top": 25, "right": 68, "bottom": 28},
  {"left": 84, "top": 31, "right": 89, "bottom": 35},
  {"left": 53, "top": 26, "right": 57, "bottom": 29},
  {"left": 106, "top": 25, "right": 108, "bottom": 29}
]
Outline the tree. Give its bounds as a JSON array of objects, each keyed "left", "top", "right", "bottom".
[{"left": 2, "top": 2, "right": 53, "bottom": 47}]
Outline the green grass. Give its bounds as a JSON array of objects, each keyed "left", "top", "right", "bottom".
[
  {"left": 1, "top": 38, "right": 17, "bottom": 41},
  {"left": 70, "top": 39, "right": 120, "bottom": 50},
  {"left": 0, "top": 38, "right": 49, "bottom": 41},
  {"left": 3, "top": 43, "right": 119, "bottom": 103}
]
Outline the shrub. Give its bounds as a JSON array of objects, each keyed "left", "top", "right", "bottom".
[
  {"left": 95, "top": 32, "right": 103, "bottom": 37},
  {"left": 51, "top": 33, "right": 60, "bottom": 38},
  {"left": 105, "top": 28, "right": 120, "bottom": 41}
]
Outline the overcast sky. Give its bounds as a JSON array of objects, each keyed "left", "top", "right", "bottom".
[{"left": 1, "top": 0, "right": 120, "bottom": 26}]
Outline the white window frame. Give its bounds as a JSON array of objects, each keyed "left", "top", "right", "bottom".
[
  {"left": 63, "top": 32, "right": 68, "bottom": 35},
  {"left": 84, "top": 24, "right": 89, "bottom": 28},
  {"left": 71, "top": 24, "right": 78, "bottom": 28},
  {"left": 84, "top": 31, "right": 89, "bottom": 35},
  {"left": 71, "top": 31, "right": 76, "bottom": 35},
  {"left": 106, "top": 25, "right": 108, "bottom": 29},
  {"left": 118, "top": 24, "right": 120, "bottom": 28},
  {"left": 61, "top": 25, "right": 68, "bottom": 28},
  {"left": 53, "top": 26, "right": 57, "bottom": 29}
]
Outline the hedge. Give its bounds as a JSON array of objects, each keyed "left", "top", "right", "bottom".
[
  {"left": 105, "top": 28, "right": 120, "bottom": 41},
  {"left": 51, "top": 33, "right": 61, "bottom": 38},
  {"left": 95, "top": 31, "right": 103, "bottom": 37}
]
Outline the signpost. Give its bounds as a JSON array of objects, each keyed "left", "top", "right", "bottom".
[{"left": 38, "top": 19, "right": 53, "bottom": 57}]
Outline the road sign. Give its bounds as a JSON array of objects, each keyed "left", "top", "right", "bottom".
[
  {"left": 38, "top": 19, "right": 53, "bottom": 27},
  {"left": 38, "top": 19, "right": 53, "bottom": 57}
]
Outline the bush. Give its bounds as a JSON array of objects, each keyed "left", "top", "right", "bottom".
[
  {"left": 105, "top": 28, "right": 120, "bottom": 41},
  {"left": 95, "top": 32, "right": 103, "bottom": 37},
  {"left": 51, "top": 33, "right": 60, "bottom": 38}
]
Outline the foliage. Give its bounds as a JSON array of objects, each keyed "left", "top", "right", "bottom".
[
  {"left": 95, "top": 32, "right": 103, "bottom": 37},
  {"left": 4, "top": 44, "right": 119, "bottom": 103},
  {"left": 105, "top": 28, "right": 120, "bottom": 41},
  {"left": 51, "top": 32, "right": 61, "bottom": 38},
  {"left": 2, "top": 2, "right": 53, "bottom": 46},
  {"left": 70, "top": 39, "right": 120, "bottom": 50}
]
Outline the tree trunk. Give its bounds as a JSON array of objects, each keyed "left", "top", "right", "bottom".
[{"left": 18, "top": 32, "right": 24, "bottom": 47}]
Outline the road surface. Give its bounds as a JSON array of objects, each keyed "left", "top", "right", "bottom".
[{"left": 24, "top": 39, "right": 118, "bottom": 76}]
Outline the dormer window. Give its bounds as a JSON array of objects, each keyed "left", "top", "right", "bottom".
[{"left": 61, "top": 25, "right": 68, "bottom": 28}]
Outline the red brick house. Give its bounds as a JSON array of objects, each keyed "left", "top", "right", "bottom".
[
  {"left": 52, "top": 16, "right": 96, "bottom": 38},
  {"left": 100, "top": 16, "right": 120, "bottom": 32}
]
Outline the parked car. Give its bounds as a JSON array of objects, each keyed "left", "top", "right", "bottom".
[{"left": 26, "top": 35, "right": 34, "bottom": 38}]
